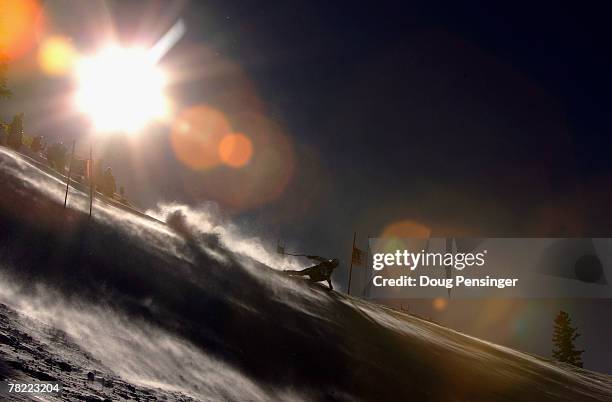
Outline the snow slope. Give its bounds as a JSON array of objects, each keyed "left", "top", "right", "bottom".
[{"left": 0, "top": 147, "right": 610, "bottom": 401}]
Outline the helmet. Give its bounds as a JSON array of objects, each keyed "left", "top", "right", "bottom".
[{"left": 329, "top": 258, "right": 339, "bottom": 268}]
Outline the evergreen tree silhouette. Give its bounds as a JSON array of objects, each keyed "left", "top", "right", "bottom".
[
  {"left": 0, "top": 54, "right": 11, "bottom": 98},
  {"left": 552, "top": 310, "right": 584, "bottom": 368},
  {"left": 7, "top": 113, "right": 24, "bottom": 150}
]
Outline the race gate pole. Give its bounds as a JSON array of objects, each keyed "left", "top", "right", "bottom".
[
  {"left": 63, "top": 140, "right": 76, "bottom": 209},
  {"left": 89, "top": 146, "right": 94, "bottom": 218},
  {"left": 347, "top": 231, "right": 356, "bottom": 295}
]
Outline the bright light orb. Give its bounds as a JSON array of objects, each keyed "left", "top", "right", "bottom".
[
  {"left": 74, "top": 46, "right": 168, "bottom": 133},
  {"left": 218, "top": 133, "right": 253, "bottom": 168},
  {"left": 38, "top": 36, "right": 76, "bottom": 75},
  {"left": 0, "top": 0, "right": 44, "bottom": 60},
  {"left": 433, "top": 297, "right": 448, "bottom": 312}
]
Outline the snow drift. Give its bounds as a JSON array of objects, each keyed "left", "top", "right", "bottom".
[{"left": 0, "top": 147, "right": 610, "bottom": 401}]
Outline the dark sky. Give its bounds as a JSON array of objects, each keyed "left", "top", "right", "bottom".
[
  {"left": 4, "top": 0, "right": 612, "bottom": 372},
  {"left": 175, "top": 1, "right": 612, "bottom": 253}
]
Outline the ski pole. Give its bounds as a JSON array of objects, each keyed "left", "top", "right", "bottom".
[{"left": 282, "top": 252, "right": 311, "bottom": 257}]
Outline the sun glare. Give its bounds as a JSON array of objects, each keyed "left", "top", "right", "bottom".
[
  {"left": 74, "top": 46, "right": 168, "bottom": 133},
  {"left": 38, "top": 36, "right": 77, "bottom": 76}
]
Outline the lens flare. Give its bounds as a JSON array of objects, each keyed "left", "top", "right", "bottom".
[
  {"left": 74, "top": 45, "right": 168, "bottom": 133},
  {"left": 433, "top": 297, "right": 448, "bottom": 311},
  {"left": 378, "top": 220, "right": 431, "bottom": 254},
  {"left": 381, "top": 220, "right": 431, "bottom": 238},
  {"left": 0, "top": 0, "right": 44, "bottom": 60},
  {"left": 171, "top": 105, "right": 232, "bottom": 170},
  {"left": 218, "top": 133, "right": 253, "bottom": 168},
  {"left": 179, "top": 112, "right": 295, "bottom": 212},
  {"left": 38, "top": 36, "right": 76, "bottom": 75}
]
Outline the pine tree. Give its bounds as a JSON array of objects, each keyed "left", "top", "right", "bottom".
[
  {"left": 552, "top": 310, "right": 584, "bottom": 368},
  {"left": 0, "top": 54, "right": 11, "bottom": 98},
  {"left": 7, "top": 113, "right": 24, "bottom": 150}
]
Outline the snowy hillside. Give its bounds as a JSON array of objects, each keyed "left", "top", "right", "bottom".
[{"left": 0, "top": 147, "right": 611, "bottom": 401}]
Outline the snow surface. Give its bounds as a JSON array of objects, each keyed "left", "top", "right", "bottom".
[{"left": 0, "top": 147, "right": 610, "bottom": 401}]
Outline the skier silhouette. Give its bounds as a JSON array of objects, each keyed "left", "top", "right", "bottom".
[{"left": 284, "top": 256, "right": 339, "bottom": 289}]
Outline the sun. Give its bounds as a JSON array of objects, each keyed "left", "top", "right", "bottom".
[{"left": 74, "top": 45, "right": 169, "bottom": 133}]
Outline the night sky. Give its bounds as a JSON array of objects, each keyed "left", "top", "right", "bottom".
[
  {"left": 3, "top": 1, "right": 612, "bottom": 372},
  {"left": 183, "top": 0, "right": 612, "bottom": 250}
]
